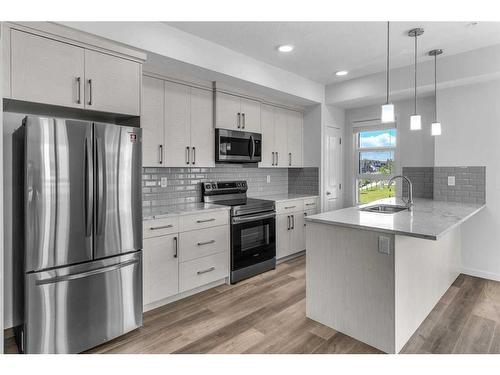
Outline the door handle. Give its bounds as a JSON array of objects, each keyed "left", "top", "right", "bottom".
[
  {"left": 237, "top": 112, "right": 241, "bottom": 128},
  {"left": 76, "top": 77, "right": 81, "bottom": 104},
  {"left": 291, "top": 215, "right": 295, "bottom": 230},
  {"left": 174, "top": 236, "right": 178, "bottom": 258},
  {"left": 159, "top": 145, "right": 163, "bottom": 164},
  {"left": 276, "top": 152, "right": 279, "bottom": 165},
  {"left": 326, "top": 191, "right": 332, "bottom": 196},
  {"left": 197, "top": 239, "right": 215, "bottom": 246},
  {"left": 186, "top": 146, "right": 190, "bottom": 164},
  {"left": 192, "top": 147, "right": 196, "bottom": 165},
  {"left": 84, "top": 137, "right": 92, "bottom": 237},
  {"left": 304, "top": 212, "right": 307, "bottom": 227},
  {"left": 272, "top": 152, "right": 275, "bottom": 166},
  {"left": 196, "top": 218, "right": 216, "bottom": 223},
  {"left": 289, "top": 152, "right": 292, "bottom": 166},
  {"left": 287, "top": 215, "right": 291, "bottom": 230},
  {"left": 242, "top": 113, "right": 246, "bottom": 129},
  {"left": 87, "top": 79, "right": 92, "bottom": 105},
  {"left": 197, "top": 266, "right": 215, "bottom": 275},
  {"left": 149, "top": 224, "right": 173, "bottom": 231},
  {"left": 284, "top": 205, "right": 296, "bottom": 210}
]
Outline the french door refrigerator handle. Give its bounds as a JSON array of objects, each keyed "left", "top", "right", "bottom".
[
  {"left": 96, "top": 137, "right": 105, "bottom": 235},
  {"left": 84, "top": 137, "right": 93, "bottom": 237}
]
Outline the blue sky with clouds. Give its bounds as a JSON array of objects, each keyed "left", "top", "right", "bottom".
[{"left": 359, "top": 129, "right": 396, "bottom": 161}]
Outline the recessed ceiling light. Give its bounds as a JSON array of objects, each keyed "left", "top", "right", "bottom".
[
  {"left": 335, "top": 70, "right": 349, "bottom": 76},
  {"left": 277, "top": 45, "right": 294, "bottom": 53}
]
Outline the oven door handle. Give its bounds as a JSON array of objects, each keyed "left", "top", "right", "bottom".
[{"left": 232, "top": 212, "right": 275, "bottom": 224}]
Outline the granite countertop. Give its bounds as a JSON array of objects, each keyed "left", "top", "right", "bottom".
[
  {"left": 143, "top": 202, "right": 230, "bottom": 221},
  {"left": 254, "top": 193, "right": 319, "bottom": 202},
  {"left": 305, "top": 197, "right": 485, "bottom": 240}
]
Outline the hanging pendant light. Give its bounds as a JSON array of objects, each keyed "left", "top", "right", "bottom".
[
  {"left": 408, "top": 28, "right": 424, "bottom": 130},
  {"left": 381, "top": 21, "right": 395, "bottom": 123},
  {"left": 429, "top": 49, "right": 444, "bottom": 136}
]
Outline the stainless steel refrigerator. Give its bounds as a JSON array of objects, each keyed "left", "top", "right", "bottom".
[{"left": 15, "top": 116, "right": 143, "bottom": 354}]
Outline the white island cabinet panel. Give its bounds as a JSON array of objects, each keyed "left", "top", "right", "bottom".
[
  {"left": 84, "top": 49, "right": 141, "bottom": 115},
  {"left": 10, "top": 30, "right": 85, "bottom": 109}
]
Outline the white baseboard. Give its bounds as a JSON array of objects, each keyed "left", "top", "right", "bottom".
[{"left": 461, "top": 267, "right": 500, "bottom": 282}]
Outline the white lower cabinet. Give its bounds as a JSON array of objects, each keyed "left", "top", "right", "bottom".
[
  {"left": 143, "top": 210, "right": 229, "bottom": 309},
  {"left": 276, "top": 197, "right": 319, "bottom": 260},
  {"left": 143, "top": 234, "right": 179, "bottom": 306}
]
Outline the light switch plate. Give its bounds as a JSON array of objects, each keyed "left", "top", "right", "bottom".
[
  {"left": 378, "top": 236, "right": 391, "bottom": 255},
  {"left": 448, "top": 176, "right": 456, "bottom": 186},
  {"left": 267, "top": 175, "right": 271, "bottom": 183},
  {"left": 160, "top": 177, "right": 168, "bottom": 188}
]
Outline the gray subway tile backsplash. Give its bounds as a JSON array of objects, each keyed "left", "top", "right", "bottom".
[
  {"left": 402, "top": 166, "right": 486, "bottom": 204},
  {"left": 142, "top": 165, "right": 319, "bottom": 208}
]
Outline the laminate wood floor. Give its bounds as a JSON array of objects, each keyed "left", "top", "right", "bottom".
[{"left": 5, "top": 255, "right": 500, "bottom": 354}]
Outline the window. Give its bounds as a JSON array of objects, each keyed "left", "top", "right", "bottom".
[{"left": 355, "top": 128, "right": 396, "bottom": 204}]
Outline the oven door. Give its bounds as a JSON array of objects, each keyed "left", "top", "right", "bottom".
[
  {"left": 216, "top": 128, "right": 262, "bottom": 163},
  {"left": 231, "top": 211, "right": 276, "bottom": 271}
]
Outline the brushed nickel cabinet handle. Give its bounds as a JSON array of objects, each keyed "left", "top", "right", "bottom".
[
  {"left": 197, "top": 239, "right": 215, "bottom": 246},
  {"left": 242, "top": 113, "right": 246, "bottom": 129},
  {"left": 289, "top": 152, "right": 292, "bottom": 166},
  {"left": 88, "top": 79, "right": 92, "bottom": 105},
  {"left": 287, "top": 215, "right": 291, "bottom": 230},
  {"left": 305, "top": 203, "right": 316, "bottom": 206},
  {"left": 196, "top": 218, "right": 216, "bottom": 223},
  {"left": 291, "top": 214, "right": 295, "bottom": 230},
  {"left": 174, "top": 236, "right": 178, "bottom": 258},
  {"left": 186, "top": 146, "right": 190, "bottom": 164},
  {"left": 304, "top": 212, "right": 307, "bottom": 227},
  {"left": 285, "top": 206, "right": 296, "bottom": 210},
  {"left": 197, "top": 266, "right": 215, "bottom": 275},
  {"left": 237, "top": 112, "right": 241, "bottom": 128},
  {"left": 192, "top": 147, "right": 196, "bottom": 165},
  {"left": 76, "top": 77, "right": 81, "bottom": 104},
  {"left": 159, "top": 145, "right": 163, "bottom": 164},
  {"left": 272, "top": 152, "right": 275, "bottom": 166},
  {"left": 276, "top": 152, "right": 279, "bottom": 165},
  {"left": 149, "top": 224, "right": 173, "bottom": 231}
]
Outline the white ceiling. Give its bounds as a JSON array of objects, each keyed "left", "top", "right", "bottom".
[{"left": 166, "top": 21, "right": 500, "bottom": 85}]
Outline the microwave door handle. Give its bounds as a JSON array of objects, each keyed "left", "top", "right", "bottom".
[{"left": 249, "top": 136, "right": 255, "bottom": 159}]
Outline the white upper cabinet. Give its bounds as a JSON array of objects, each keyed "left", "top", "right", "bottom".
[
  {"left": 259, "top": 104, "right": 275, "bottom": 167},
  {"left": 8, "top": 28, "right": 142, "bottom": 116},
  {"left": 141, "top": 76, "right": 165, "bottom": 167},
  {"left": 190, "top": 87, "right": 215, "bottom": 167},
  {"left": 273, "top": 107, "right": 290, "bottom": 167},
  {"left": 84, "top": 49, "right": 141, "bottom": 116},
  {"left": 287, "top": 110, "right": 303, "bottom": 167},
  {"left": 141, "top": 76, "right": 215, "bottom": 167},
  {"left": 10, "top": 30, "right": 85, "bottom": 109},
  {"left": 164, "top": 81, "right": 191, "bottom": 167},
  {"left": 240, "top": 97, "right": 261, "bottom": 132},
  {"left": 215, "top": 91, "right": 261, "bottom": 132},
  {"left": 215, "top": 92, "right": 242, "bottom": 130}
]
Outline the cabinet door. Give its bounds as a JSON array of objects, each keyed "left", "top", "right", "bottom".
[
  {"left": 287, "top": 110, "right": 303, "bottom": 167},
  {"left": 274, "top": 108, "right": 289, "bottom": 167},
  {"left": 164, "top": 81, "right": 191, "bottom": 166},
  {"left": 84, "top": 49, "right": 141, "bottom": 115},
  {"left": 141, "top": 76, "right": 165, "bottom": 167},
  {"left": 290, "top": 213, "right": 306, "bottom": 254},
  {"left": 259, "top": 104, "right": 275, "bottom": 167},
  {"left": 215, "top": 92, "right": 241, "bottom": 130},
  {"left": 276, "top": 213, "right": 291, "bottom": 259},
  {"left": 10, "top": 30, "right": 85, "bottom": 109},
  {"left": 190, "top": 87, "right": 215, "bottom": 167},
  {"left": 240, "top": 97, "right": 261, "bottom": 132},
  {"left": 143, "top": 234, "right": 179, "bottom": 306}
]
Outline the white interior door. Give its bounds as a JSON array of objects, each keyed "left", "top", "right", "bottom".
[{"left": 323, "top": 126, "right": 342, "bottom": 212}]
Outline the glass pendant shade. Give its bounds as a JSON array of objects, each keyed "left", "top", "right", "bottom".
[
  {"left": 431, "top": 121, "right": 442, "bottom": 136},
  {"left": 381, "top": 103, "right": 395, "bottom": 123},
  {"left": 410, "top": 114, "right": 422, "bottom": 130}
]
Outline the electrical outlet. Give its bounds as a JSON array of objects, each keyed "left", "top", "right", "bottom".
[
  {"left": 267, "top": 175, "right": 271, "bottom": 183},
  {"left": 378, "top": 236, "right": 391, "bottom": 255},
  {"left": 448, "top": 176, "right": 456, "bottom": 186},
  {"left": 160, "top": 177, "right": 168, "bottom": 188}
]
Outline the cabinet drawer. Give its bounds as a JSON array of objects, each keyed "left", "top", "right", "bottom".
[
  {"left": 179, "top": 252, "right": 228, "bottom": 293},
  {"left": 276, "top": 199, "right": 304, "bottom": 214},
  {"left": 303, "top": 197, "right": 319, "bottom": 211},
  {"left": 179, "top": 210, "right": 229, "bottom": 232},
  {"left": 179, "top": 225, "right": 229, "bottom": 262},
  {"left": 143, "top": 217, "right": 179, "bottom": 238}
]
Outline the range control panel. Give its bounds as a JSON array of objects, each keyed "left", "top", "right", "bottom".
[{"left": 202, "top": 180, "right": 248, "bottom": 195}]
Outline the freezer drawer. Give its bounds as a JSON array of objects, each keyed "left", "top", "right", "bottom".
[{"left": 24, "top": 252, "right": 142, "bottom": 354}]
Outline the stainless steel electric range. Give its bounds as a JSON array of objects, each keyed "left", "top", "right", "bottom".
[{"left": 202, "top": 181, "right": 276, "bottom": 284}]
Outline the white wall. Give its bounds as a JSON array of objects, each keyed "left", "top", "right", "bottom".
[
  {"left": 0, "top": 23, "right": 4, "bottom": 351},
  {"left": 344, "top": 96, "right": 435, "bottom": 206},
  {"left": 303, "top": 104, "right": 322, "bottom": 168},
  {"left": 435, "top": 79, "right": 500, "bottom": 281}
]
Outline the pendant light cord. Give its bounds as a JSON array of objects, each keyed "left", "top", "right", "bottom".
[
  {"left": 434, "top": 54, "right": 437, "bottom": 122},
  {"left": 414, "top": 34, "right": 417, "bottom": 114},
  {"left": 386, "top": 21, "right": 390, "bottom": 104}
]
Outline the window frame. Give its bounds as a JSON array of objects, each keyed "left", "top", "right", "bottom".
[{"left": 353, "top": 125, "right": 397, "bottom": 204}]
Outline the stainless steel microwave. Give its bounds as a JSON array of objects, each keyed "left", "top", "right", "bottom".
[{"left": 215, "top": 129, "right": 262, "bottom": 163}]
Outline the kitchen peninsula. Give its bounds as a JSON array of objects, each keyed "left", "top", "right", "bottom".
[{"left": 305, "top": 198, "right": 485, "bottom": 353}]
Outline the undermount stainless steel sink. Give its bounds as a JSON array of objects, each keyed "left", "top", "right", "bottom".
[{"left": 360, "top": 204, "right": 409, "bottom": 214}]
